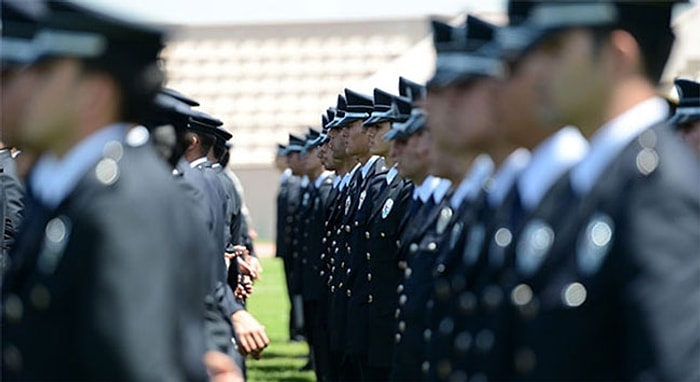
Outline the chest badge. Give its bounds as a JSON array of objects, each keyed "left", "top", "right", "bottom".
[
  {"left": 345, "top": 195, "right": 352, "bottom": 215},
  {"left": 436, "top": 207, "right": 453, "bottom": 235},
  {"left": 463, "top": 223, "right": 486, "bottom": 267},
  {"left": 516, "top": 219, "right": 555, "bottom": 278},
  {"left": 576, "top": 213, "right": 614, "bottom": 277},
  {"left": 449, "top": 221, "right": 463, "bottom": 250},
  {"left": 358, "top": 190, "right": 367, "bottom": 210},
  {"left": 37, "top": 216, "right": 72, "bottom": 275},
  {"left": 381, "top": 198, "right": 394, "bottom": 219}
]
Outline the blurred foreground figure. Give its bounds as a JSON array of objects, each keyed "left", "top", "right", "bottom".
[
  {"left": 2, "top": 1, "right": 211, "bottom": 380},
  {"left": 494, "top": 1, "right": 700, "bottom": 380}
]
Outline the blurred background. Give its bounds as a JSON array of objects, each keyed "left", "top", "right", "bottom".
[{"left": 77, "top": 0, "right": 700, "bottom": 243}]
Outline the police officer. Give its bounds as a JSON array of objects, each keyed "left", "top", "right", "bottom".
[
  {"left": 498, "top": 1, "right": 700, "bottom": 380},
  {"left": 390, "top": 103, "right": 454, "bottom": 381},
  {"left": 1, "top": 1, "right": 209, "bottom": 379},
  {"left": 285, "top": 133, "right": 309, "bottom": 342},
  {"left": 297, "top": 128, "right": 335, "bottom": 379},
  {"left": 350, "top": 87, "right": 414, "bottom": 381}
]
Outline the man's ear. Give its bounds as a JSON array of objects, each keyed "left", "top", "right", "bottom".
[{"left": 607, "top": 29, "right": 642, "bottom": 77}]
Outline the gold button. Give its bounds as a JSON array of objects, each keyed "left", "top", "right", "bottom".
[
  {"left": 395, "top": 308, "right": 401, "bottom": 319},
  {"left": 366, "top": 252, "right": 371, "bottom": 260},
  {"left": 404, "top": 268, "right": 413, "bottom": 279},
  {"left": 423, "top": 329, "right": 432, "bottom": 342},
  {"left": 482, "top": 285, "right": 503, "bottom": 310},
  {"left": 354, "top": 221, "right": 359, "bottom": 227},
  {"left": 3, "top": 344, "right": 22, "bottom": 373},
  {"left": 398, "top": 261, "right": 407, "bottom": 270},
  {"left": 367, "top": 273, "right": 372, "bottom": 281},
  {"left": 515, "top": 347, "right": 536, "bottom": 375},
  {"left": 398, "top": 320, "right": 406, "bottom": 332},
  {"left": 422, "top": 361, "right": 430, "bottom": 374},
  {"left": 380, "top": 232, "right": 386, "bottom": 238},
  {"left": 409, "top": 243, "right": 419, "bottom": 253},
  {"left": 347, "top": 290, "right": 352, "bottom": 297},
  {"left": 399, "top": 294, "right": 407, "bottom": 306},
  {"left": 30, "top": 284, "right": 51, "bottom": 311},
  {"left": 436, "top": 263, "right": 446, "bottom": 274},
  {"left": 365, "top": 232, "right": 371, "bottom": 239},
  {"left": 454, "top": 331, "right": 472, "bottom": 352},
  {"left": 427, "top": 242, "right": 437, "bottom": 251},
  {"left": 437, "top": 360, "right": 452, "bottom": 379},
  {"left": 345, "top": 226, "right": 351, "bottom": 233},
  {"left": 396, "top": 284, "right": 404, "bottom": 293},
  {"left": 368, "top": 294, "right": 373, "bottom": 303},
  {"left": 331, "top": 286, "right": 335, "bottom": 292},
  {"left": 476, "top": 329, "right": 495, "bottom": 352},
  {"left": 4, "top": 294, "right": 23, "bottom": 323},
  {"left": 395, "top": 333, "right": 402, "bottom": 344},
  {"left": 511, "top": 284, "right": 533, "bottom": 306}
]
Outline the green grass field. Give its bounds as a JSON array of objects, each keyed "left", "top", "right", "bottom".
[{"left": 246, "top": 257, "right": 315, "bottom": 382}]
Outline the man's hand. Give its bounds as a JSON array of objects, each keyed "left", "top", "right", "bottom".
[
  {"left": 203, "top": 351, "right": 243, "bottom": 382},
  {"left": 234, "top": 275, "right": 254, "bottom": 300},
  {"left": 248, "top": 256, "right": 263, "bottom": 277},
  {"left": 231, "top": 310, "right": 269, "bottom": 356}
]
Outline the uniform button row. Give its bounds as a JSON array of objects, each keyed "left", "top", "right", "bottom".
[{"left": 3, "top": 344, "right": 22, "bottom": 373}]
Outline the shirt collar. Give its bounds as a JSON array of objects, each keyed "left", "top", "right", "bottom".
[
  {"left": 29, "top": 123, "right": 129, "bottom": 209},
  {"left": 518, "top": 126, "right": 589, "bottom": 211},
  {"left": 418, "top": 175, "right": 441, "bottom": 203},
  {"left": 386, "top": 165, "right": 399, "bottom": 185},
  {"left": 432, "top": 177, "right": 453, "bottom": 204},
  {"left": 487, "top": 148, "right": 531, "bottom": 208},
  {"left": 281, "top": 168, "right": 292, "bottom": 182},
  {"left": 450, "top": 154, "right": 495, "bottom": 209},
  {"left": 189, "top": 156, "right": 208, "bottom": 168},
  {"left": 571, "top": 97, "right": 668, "bottom": 196},
  {"left": 314, "top": 171, "right": 333, "bottom": 188},
  {"left": 360, "top": 155, "right": 380, "bottom": 179},
  {"left": 332, "top": 175, "right": 342, "bottom": 189}
]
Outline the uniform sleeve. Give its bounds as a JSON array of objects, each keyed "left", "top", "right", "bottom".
[{"left": 620, "top": 164, "right": 700, "bottom": 381}]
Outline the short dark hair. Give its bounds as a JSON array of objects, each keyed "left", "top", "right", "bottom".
[
  {"left": 81, "top": 58, "right": 164, "bottom": 122},
  {"left": 186, "top": 131, "right": 215, "bottom": 157},
  {"left": 615, "top": 3, "right": 675, "bottom": 84}
]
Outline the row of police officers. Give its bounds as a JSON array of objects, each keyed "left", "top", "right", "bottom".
[
  {"left": 275, "top": 1, "right": 700, "bottom": 381},
  {"left": 1, "top": 1, "right": 268, "bottom": 381}
]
